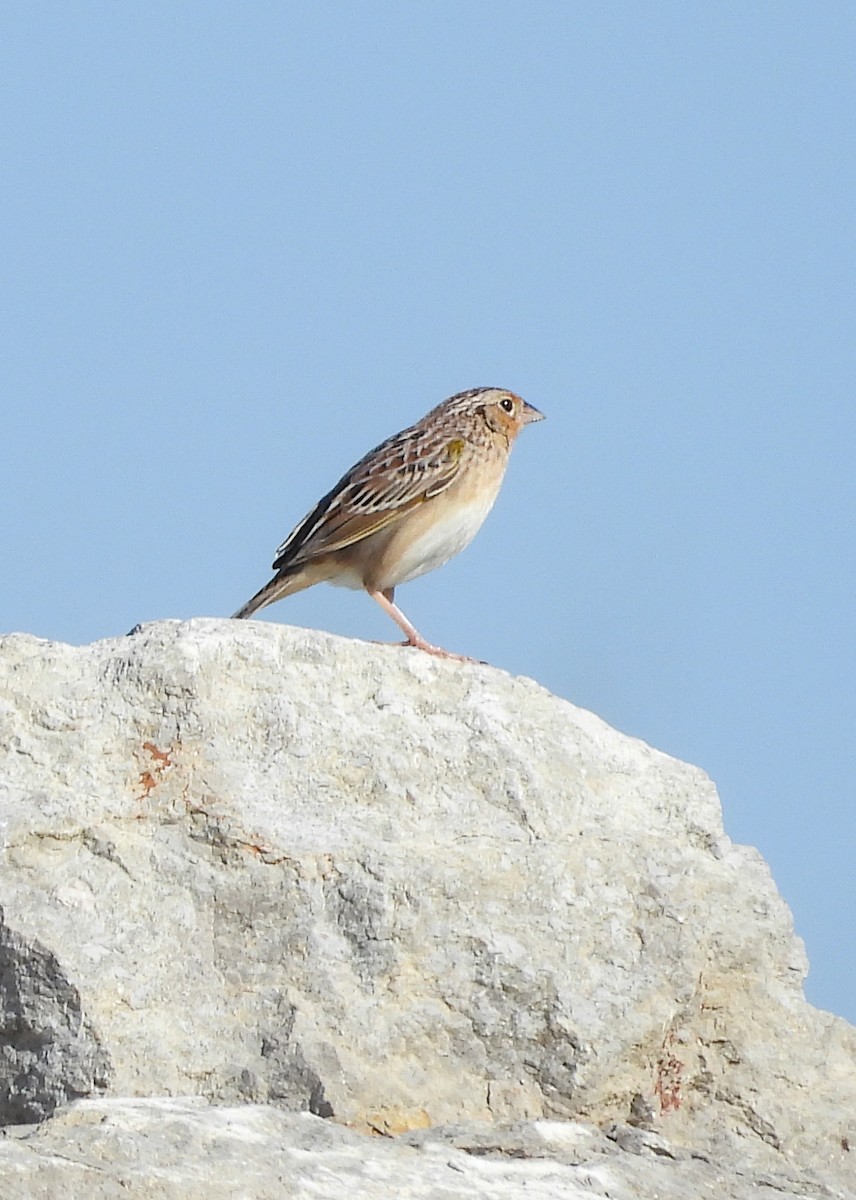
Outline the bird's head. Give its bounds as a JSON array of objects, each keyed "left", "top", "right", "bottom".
[
  {"left": 480, "top": 389, "right": 544, "bottom": 441},
  {"left": 442, "top": 387, "right": 544, "bottom": 444}
]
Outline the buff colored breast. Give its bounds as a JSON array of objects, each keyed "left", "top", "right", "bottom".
[{"left": 368, "top": 468, "right": 506, "bottom": 591}]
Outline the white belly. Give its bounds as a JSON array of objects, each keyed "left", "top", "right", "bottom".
[{"left": 385, "top": 488, "right": 500, "bottom": 588}]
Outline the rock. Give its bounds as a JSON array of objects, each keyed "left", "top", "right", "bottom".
[
  {"left": 0, "top": 620, "right": 853, "bottom": 1198},
  {"left": 0, "top": 1098, "right": 848, "bottom": 1200},
  {"left": 0, "top": 911, "right": 112, "bottom": 1122}
]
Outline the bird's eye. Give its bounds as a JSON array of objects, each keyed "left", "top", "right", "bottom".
[{"left": 500, "top": 397, "right": 514, "bottom": 414}]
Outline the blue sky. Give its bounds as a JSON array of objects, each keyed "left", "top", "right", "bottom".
[{"left": 2, "top": 3, "right": 854, "bottom": 1023}]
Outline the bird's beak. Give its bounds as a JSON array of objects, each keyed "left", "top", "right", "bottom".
[{"left": 521, "top": 401, "right": 544, "bottom": 425}]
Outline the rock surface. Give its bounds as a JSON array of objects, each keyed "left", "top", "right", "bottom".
[
  {"left": 0, "top": 619, "right": 853, "bottom": 1198},
  {"left": 0, "top": 1097, "right": 847, "bottom": 1200}
]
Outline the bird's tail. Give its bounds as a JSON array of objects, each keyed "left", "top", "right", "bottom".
[{"left": 232, "top": 570, "right": 305, "bottom": 619}]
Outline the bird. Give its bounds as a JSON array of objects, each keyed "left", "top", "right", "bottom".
[{"left": 232, "top": 387, "right": 544, "bottom": 658}]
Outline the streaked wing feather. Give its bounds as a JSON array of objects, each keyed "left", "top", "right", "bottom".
[{"left": 272, "top": 426, "right": 465, "bottom": 571}]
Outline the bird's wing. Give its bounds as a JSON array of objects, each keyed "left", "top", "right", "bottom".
[{"left": 272, "top": 428, "right": 467, "bottom": 571}]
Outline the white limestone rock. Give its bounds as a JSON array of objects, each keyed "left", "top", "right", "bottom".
[
  {"left": 0, "top": 620, "right": 853, "bottom": 1197},
  {"left": 0, "top": 1100, "right": 849, "bottom": 1200}
]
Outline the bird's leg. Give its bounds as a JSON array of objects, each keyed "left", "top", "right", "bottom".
[{"left": 369, "top": 589, "right": 473, "bottom": 661}]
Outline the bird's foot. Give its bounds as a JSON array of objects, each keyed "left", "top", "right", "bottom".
[
  {"left": 401, "top": 636, "right": 478, "bottom": 663},
  {"left": 371, "top": 636, "right": 475, "bottom": 661}
]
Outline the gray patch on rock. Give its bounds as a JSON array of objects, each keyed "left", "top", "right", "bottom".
[
  {"left": 464, "top": 940, "right": 584, "bottom": 1110},
  {"left": 0, "top": 909, "right": 111, "bottom": 1124}
]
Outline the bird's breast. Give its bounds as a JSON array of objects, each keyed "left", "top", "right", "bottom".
[{"left": 369, "top": 474, "right": 504, "bottom": 591}]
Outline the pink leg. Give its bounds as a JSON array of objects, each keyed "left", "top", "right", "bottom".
[{"left": 368, "top": 589, "right": 473, "bottom": 661}]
